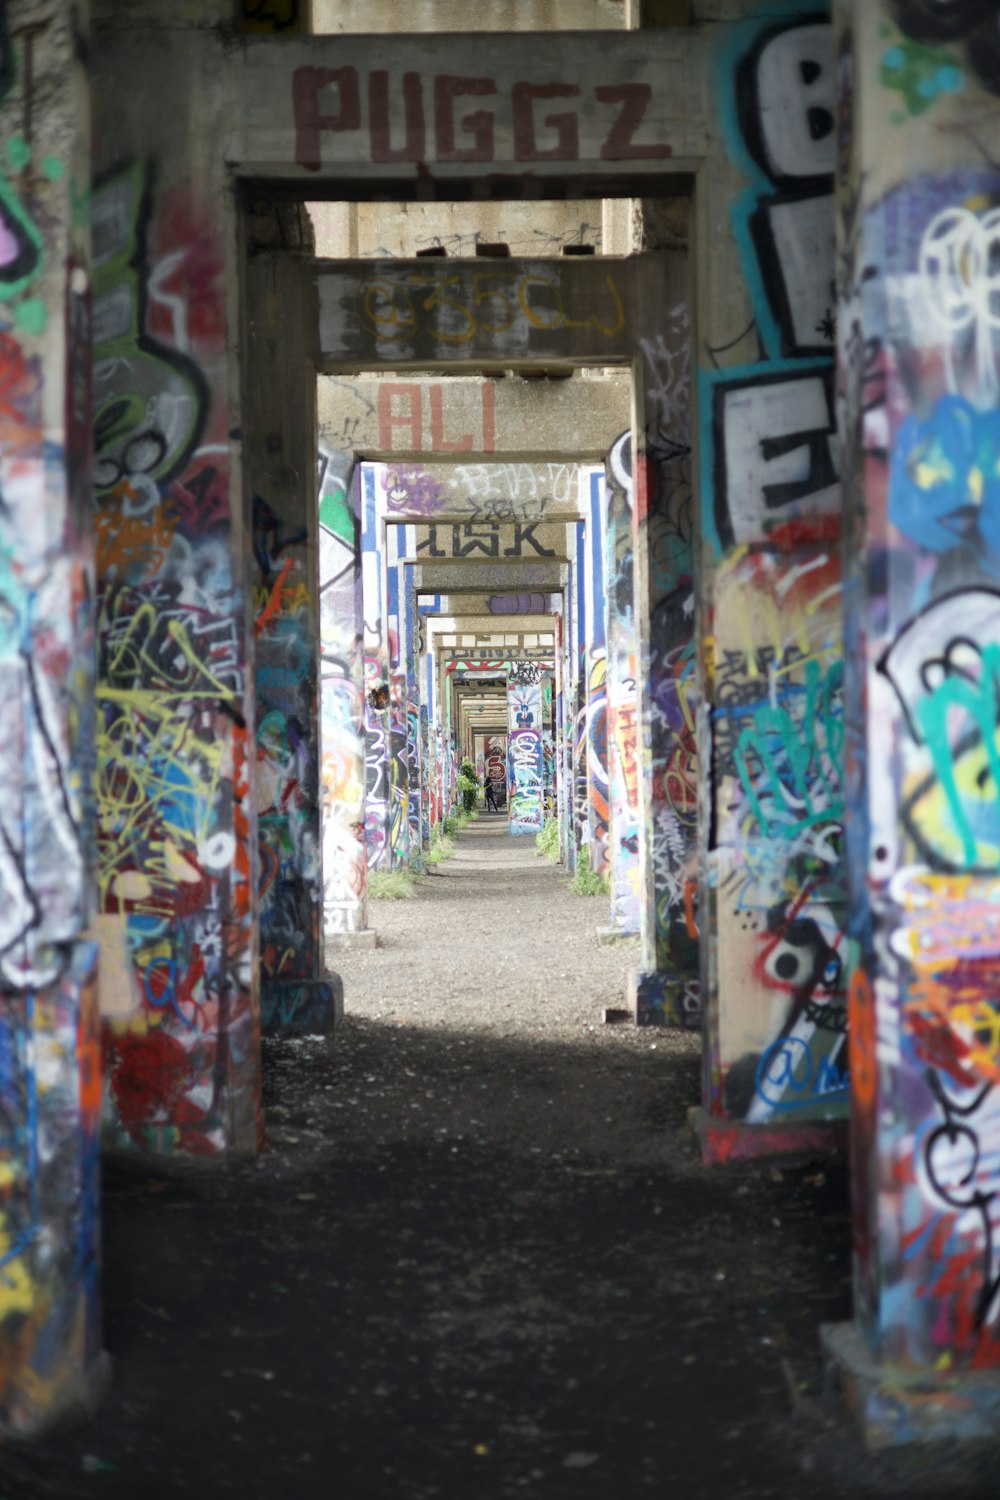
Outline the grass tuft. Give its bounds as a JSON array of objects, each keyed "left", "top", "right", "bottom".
[
  {"left": 368, "top": 868, "right": 420, "bottom": 900},
  {"left": 425, "top": 833, "right": 456, "bottom": 865},
  {"left": 535, "top": 818, "right": 560, "bottom": 861},
  {"left": 569, "top": 867, "right": 610, "bottom": 897}
]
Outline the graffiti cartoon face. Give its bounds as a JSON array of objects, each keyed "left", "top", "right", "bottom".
[{"left": 889, "top": 395, "right": 1000, "bottom": 564}]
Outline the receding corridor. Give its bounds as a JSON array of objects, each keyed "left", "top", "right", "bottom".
[{"left": 0, "top": 826, "right": 993, "bottom": 1499}]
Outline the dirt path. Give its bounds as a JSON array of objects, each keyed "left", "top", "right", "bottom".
[{"left": 0, "top": 823, "right": 996, "bottom": 1498}]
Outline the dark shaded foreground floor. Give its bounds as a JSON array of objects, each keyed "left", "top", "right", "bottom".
[{"left": 1, "top": 830, "right": 998, "bottom": 1499}]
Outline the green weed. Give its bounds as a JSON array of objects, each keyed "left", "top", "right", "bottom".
[
  {"left": 368, "top": 868, "right": 420, "bottom": 899},
  {"left": 535, "top": 818, "right": 560, "bottom": 861},
  {"left": 426, "top": 833, "right": 456, "bottom": 865},
  {"left": 569, "top": 867, "right": 610, "bottom": 897}
]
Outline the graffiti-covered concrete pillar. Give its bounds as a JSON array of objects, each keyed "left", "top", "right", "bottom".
[
  {"left": 318, "top": 450, "right": 368, "bottom": 943},
  {"left": 508, "top": 668, "right": 544, "bottom": 836},
  {"left": 245, "top": 251, "right": 342, "bottom": 1035},
  {"left": 92, "top": 10, "right": 260, "bottom": 1154},
  {"left": 603, "top": 439, "right": 641, "bottom": 931},
  {"left": 0, "top": 0, "right": 105, "bottom": 1434},
  {"left": 582, "top": 468, "right": 611, "bottom": 877},
  {"left": 629, "top": 250, "right": 700, "bottom": 1029},
  {"left": 693, "top": 6, "right": 847, "bottom": 1162},
  {"left": 824, "top": 0, "right": 1000, "bottom": 1447}
]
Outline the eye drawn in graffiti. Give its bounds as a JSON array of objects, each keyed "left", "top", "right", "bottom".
[
  {"left": 880, "top": 589, "right": 1000, "bottom": 872},
  {"left": 381, "top": 463, "right": 444, "bottom": 516},
  {"left": 91, "top": 164, "right": 209, "bottom": 501},
  {"left": 726, "top": 900, "right": 848, "bottom": 1122}
]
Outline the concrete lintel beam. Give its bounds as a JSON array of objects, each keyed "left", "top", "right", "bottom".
[
  {"left": 419, "top": 593, "right": 562, "bottom": 615},
  {"left": 314, "top": 253, "right": 665, "bottom": 370},
  {"left": 378, "top": 460, "right": 592, "bottom": 521},
  {"left": 230, "top": 31, "right": 707, "bottom": 190},
  {"left": 401, "top": 521, "right": 570, "bottom": 562},
  {"left": 416, "top": 562, "right": 566, "bottom": 592},
  {"left": 431, "top": 616, "right": 558, "bottom": 635},
  {"left": 318, "top": 375, "right": 629, "bottom": 461}
]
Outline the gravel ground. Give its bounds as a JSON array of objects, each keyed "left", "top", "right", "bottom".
[{"left": 0, "top": 820, "right": 997, "bottom": 1500}]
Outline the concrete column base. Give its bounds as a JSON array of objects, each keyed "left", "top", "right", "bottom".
[
  {"left": 3, "top": 1350, "right": 112, "bottom": 1443},
  {"left": 595, "top": 925, "right": 638, "bottom": 946},
  {"left": 821, "top": 1322, "right": 1000, "bottom": 1449},
  {"left": 326, "top": 929, "right": 378, "bottom": 952},
  {"left": 688, "top": 1106, "right": 847, "bottom": 1165},
  {"left": 260, "top": 974, "right": 345, "bottom": 1037},
  {"left": 630, "top": 967, "right": 698, "bottom": 1028}
]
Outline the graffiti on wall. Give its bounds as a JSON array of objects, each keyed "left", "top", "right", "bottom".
[
  {"left": 377, "top": 381, "right": 495, "bottom": 453},
  {"left": 319, "top": 450, "right": 366, "bottom": 937},
  {"left": 0, "top": 9, "right": 101, "bottom": 1414},
  {"left": 635, "top": 288, "right": 702, "bottom": 1023},
  {"left": 699, "top": 8, "right": 845, "bottom": 1115},
  {"left": 379, "top": 458, "right": 577, "bottom": 520},
  {"left": 732, "top": 14, "right": 836, "bottom": 360},
  {"left": 604, "top": 439, "right": 640, "bottom": 930},
  {"left": 412, "top": 522, "right": 558, "bottom": 559},
  {"left": 92, "top": 162, "right": 255, "bottom": 1153},
  {"left": 253, "top": 493, "right": 320, "bottom": 989},
  {"left": 508, "top": 680, "right": 544, "bottom": 835},
  {"left": 711, "top": 543, "right": 846, "bottom": 1122},
  {"left": 485, "top": 732, "right": 507, "bottom": 805}
]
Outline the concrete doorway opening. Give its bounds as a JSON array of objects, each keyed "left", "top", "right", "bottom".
[{"left": 243, "top": 185, "right": 697, "bottom": 1057}]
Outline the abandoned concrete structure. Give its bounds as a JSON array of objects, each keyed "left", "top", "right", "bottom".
[{"left": 2, "top": 0, "right": 1000, "bottom": 1453}]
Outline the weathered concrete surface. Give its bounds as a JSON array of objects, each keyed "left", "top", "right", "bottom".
[
  {"left": 375, "top": 460, "right": 591, "bottom": 520},
  {"left": 416, "top": 562, "right": 566, "bottom": 593},
  {"left": 313, "top": 0, "right": 627, "bottom": 33},
  {"left": 309, "top": 199, "right": 608, "bottom": 260},
  {"left": 432, "top": 618, "right": 558, "bottom": 639},
  {"left": 315, "top": 254, "right": 660, "bottom": 370},
  {"left": 420, "top": 593, "right": 562, "bottom": 616},
  {"left": 318, "top": 374, "right": 629, "bottom": 459},
  {"left": 230, "top": 30, "right": 707, "bottom": 189},
  {"left": 405, "top": 522, "right": 570, "bottom": 561}
]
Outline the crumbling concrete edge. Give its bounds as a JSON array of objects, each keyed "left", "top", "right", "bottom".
[
  {"left": 688, "top": 1106, "right": 847, "bottom": 1165},
  {"left": 821, "top": 1322, "right": 1000, "bottom": 1450}
]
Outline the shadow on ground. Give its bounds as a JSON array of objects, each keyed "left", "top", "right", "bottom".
[{"left": 0, "top": 1018, "right": 997, "bottom": 1499}]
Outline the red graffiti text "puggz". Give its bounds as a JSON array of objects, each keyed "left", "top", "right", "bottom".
[{"left": 293, "top": 68, "right": 673, "bottom": 171}]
